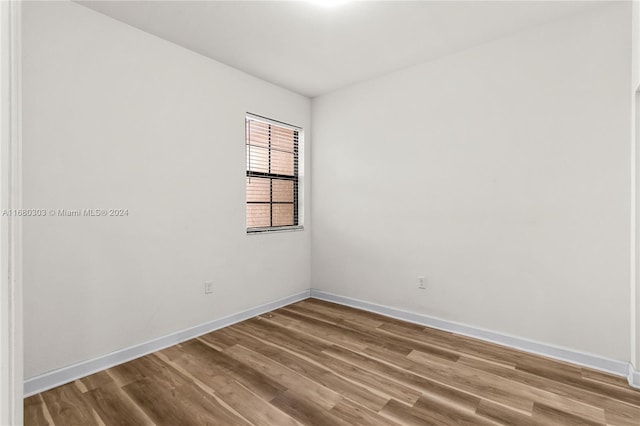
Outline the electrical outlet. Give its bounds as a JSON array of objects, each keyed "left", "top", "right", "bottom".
[
  {"left": 204, "top": 281, "right": 213, "bottom": 294},
  {"left": 418, "top": 276, "right": 426, "bottom": 290}
]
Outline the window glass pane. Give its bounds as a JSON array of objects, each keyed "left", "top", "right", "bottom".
[
  {"left": 246, "top": 116, "right": 300, "bottom": 231},
  {"left": 247, "top": 203, "right": 270, "bottom": 228},
  {"left": 273, "top": 203, "right": 294, "bottom": 226},
  {"left": 247, "top": 120, "right": 270, "bottom": 149},
  {"left": 248, "top": 146, "right": 269, "bottom": 173},
  {"left": 272, "top": 179, "right": 293, "bottom": 202},
  {"left": 246, "top": 177, "right": 270, "bottom": 202},
  {"left": 271, "top": 127, "right": 295, "bottom": 152},
  {"left": 271, "top": 150, "right": 293, "bottom": 175}
]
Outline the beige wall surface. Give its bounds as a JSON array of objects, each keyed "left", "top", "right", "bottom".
[
  {"left": 312, "top": 4, "right": 632, "bottom": 362},
  {"left": 22, "top": 0, "right": 311, "bottom": 379}
]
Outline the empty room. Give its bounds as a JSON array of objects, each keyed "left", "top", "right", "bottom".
[{"left": 1, "top": 0, "right": 640, "bottom": 424}]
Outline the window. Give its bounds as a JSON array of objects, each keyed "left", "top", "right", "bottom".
[{"left": 246, "top": 114, "right": 302, "bottom": 232}]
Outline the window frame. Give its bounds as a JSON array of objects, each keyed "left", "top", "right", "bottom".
[{"left": 245, "top": 113, "right": 303, "bottom": 234}]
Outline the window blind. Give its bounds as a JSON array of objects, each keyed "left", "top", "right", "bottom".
[{"left": 246, "top": 114, "right": 300, "bottom": 232}]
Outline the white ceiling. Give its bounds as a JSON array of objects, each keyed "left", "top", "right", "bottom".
[{"left": 78, "top": 1, "right": 604, "bottom": 98}]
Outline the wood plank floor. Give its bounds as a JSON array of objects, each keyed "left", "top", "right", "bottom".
[{"left": 25, "top": 299, "right": 640, "bottom": 425}]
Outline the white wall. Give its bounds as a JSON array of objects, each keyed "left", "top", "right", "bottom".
[
  {"left": 633, "top": 1, "right": 639, "bottom": 90},
  {"left": 22, "top": 1, "right": 310, "bottom": 379},
  {"left": 312, "top": 4, "right": 631, "bottom": 362},
  {"left": 633, "top": 0, "right": 640, "bottom": 370},
  {"left": 22, "top": 0, "right": 636, "bottom": 381}
]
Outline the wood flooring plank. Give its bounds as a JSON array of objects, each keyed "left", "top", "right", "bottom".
[
  {"left": 270, "top": 390, "right": 351, "bottom": 426},
  {"left": 281, "top": 304, "right": 418, "bottom": 357},
  {"left": 234, "top": 316, "right": 332, "bottom": 356},
  {"left": 157, "top": 343, "right": 187, "bottom": 361},
  {"left": 283, "top": 304, "right": 439, "bottom": 359},
  {"left": 456, "top": 350, "right": 640, "bottom": 422},
  {"left": 77, "top": 371, "right": 114, "bottom": 393},
  {"left": 276, "top": 308, "right": 370, "bottom": 352},
  {"left": 107, "top": 354, "right": 189, "bottom": 390},
  {"left": 318, "top": 348, "right": 422, "bottom": 406},
  {"left": 281, "top": 303, "right": 341, "bottom": 325},
  {"left": 328, "top": 312, "right": 460, "bottom": 361},
  {"left": 338, "top": 343, "right": 531, "bottom": 414},
  {"left": 531, "top": 402, "right": 605, "bottom": 426},
  {"left": 24, "top": 394, "right": 52, "bottom": 426},
  {"left": 224, "top": 344, "right": 343, "bottom": 410},
  {"left": 237, "top": 319, "right": 426, "bottom": 406},
  {"left": 198, "top": 329, "right": 241, "bottom": 351},
  {"left": 123, "top": 375, "right": 251, "bottom": 426},
  {"left": 604, "top": 410, "right": 640, "bottom": 426},
  {"left": 153, "top": 349, "right": 300, "bottom": 426},
  {"left": 256, "top": 311, "right": 301, "bottom": 328},
  {"left": 172, "top": 381, "right": 253, "bottom": 426},
  {"left": 475, "top": 399, "right": 536, "bottom": 426},
  {"left": 516, "top": 356, "right": 583, "bottom": 382},
  {"left": 411, "top": 375, "right": 482, "bottom": 412},
  {"left": 517, "top": 358, "right": 640, "bottom": 406},
  {"left": 213, "top": 380, "right": 302, "bottom": 426},
  {"left": 187, "top": 338, "right": 287, "bottom": 401},
  {"left": 221, "top": 326, "right": 391, "bottom": 411},
  {"left": 408, "top": 349, "right": 608, "bottom": 423},
  {"left": 233, "top": 319, "right": 424, "bottom": 407},
  {"left": 26, "top": 299, "right": 640, "bottom": 426},
  {"left": 581, "top": 368, "right": 631, "bottom": 388},
  {"left": 121, "top": 377, "right": 195, "bottom": 425},
  {"left": 161, "top": 341, "right": 231, "bottom": 382},
  {"left": 604, "top": 406, "right": 640, "bottom": 426},
  {"left": 411, "top": 394, "right": 498, "bottom": 426},
  {"left": 298, "top": 299, "right": 385, "bottom": 328},
  {"left": 378, "top": 322, "right": 520, "bottom": 368},
  {"left": 303, "top": 298, "right": 415, "bottom": 329},
  {"left": 329, "top": 398, "right": 401, "bottom": 426},
  {"left": 364, "top": 345, "right": 537, "bottom": 414},
  {"left": 84, "top": 383, "right": 154, "bottom": 426},
  {"left": 324, "top": 344, "right": 457, "bottom": 404},
  {"left": 40, "top": 382, "right": 98, "bottom": 426},
  {"left": 379, "top": 399, "right": 438, "bottom": 426},
  {"left": 457, "top": 354, "right": 518, "bottom": 372}
]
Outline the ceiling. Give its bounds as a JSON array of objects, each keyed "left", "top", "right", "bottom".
[{"left": 78, "top": 1, "right": 604, "bottom": 98}]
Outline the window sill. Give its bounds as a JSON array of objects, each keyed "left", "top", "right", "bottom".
[{"left": 247, "top": 226, "right": 304, "bottom": 235}]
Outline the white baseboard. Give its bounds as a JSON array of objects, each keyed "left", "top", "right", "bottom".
[
  {"left": 24, "top": 290, "right": 311, "bottom": 397},
  {"left": 25, "top": 288, "right": 636, "bottom": 397},
  {"left": 310, "top": 289, "right": 631, "bottom": 378},
  {"left": 629, "top": 364, "right": 640, "bottom": 389}
]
